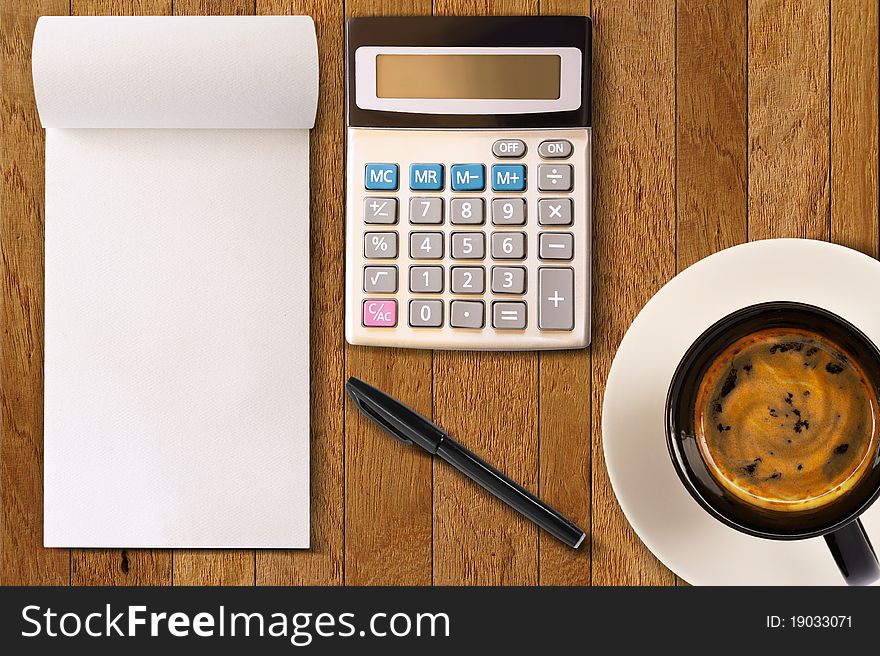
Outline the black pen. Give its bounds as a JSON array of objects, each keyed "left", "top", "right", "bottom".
[{"left": 345, "top": 376, "right": 586, "bottom": 549}]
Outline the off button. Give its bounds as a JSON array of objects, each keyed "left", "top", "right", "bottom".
[{"left": 492, "top": 139, "right": 526, "bottom": 159}]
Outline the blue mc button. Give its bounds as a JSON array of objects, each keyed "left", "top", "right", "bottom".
[
  {"left": 365, "top": 163, "right": 399, "bottom": 190},
  {"left": 492, "top": 164, "right": 526, "bottom": 191},
  {"left": 409, "top": 163, "right": 444, "bottom": 191},
  {"left": 450, "top": 164, "right": 486, "bottom": 191}
]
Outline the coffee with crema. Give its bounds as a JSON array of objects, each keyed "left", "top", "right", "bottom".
[{"left": 694, "top": 327, "right": 878, "bottom": 512}]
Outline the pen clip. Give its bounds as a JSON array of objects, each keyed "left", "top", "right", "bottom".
[{"left": 352, "top": 396, "right": 414, "bottom": 445}]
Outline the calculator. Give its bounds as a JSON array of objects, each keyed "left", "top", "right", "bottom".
[{"left": 345, "top": 16, "right": 592, "bottom": 350}]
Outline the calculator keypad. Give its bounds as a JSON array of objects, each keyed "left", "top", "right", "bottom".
[
  {"left": 364, "top": 231, "right": 397, "bottom": 259},
  {"left": 491, "top": 198, "right": 526, "bottom": 226},
  {"left": 409, "top": 266, "right": 444, "bottom": 293},
  {"left": 347, "top": 129, "right": 590, "bottom": 350},
  {"left": 450, "top": 232, "right": 485, "bottom": 259},
  {"left": 491, "top": 232, "right": 527, "bottom": 260},
  {"left": 450, "top": 198, "right": 484, "bottom": 225},
  {"left": 364, "top": 197, "right": 398, "bottom": 224},
  {"left": 451, "top": 266, "right": 485, "bottom": 294},
  {"left": 409, "top": 232, "right": 444, "bottom": 259},
  {"left": 409, "top": 197, "right": 443, "bottom": 224},
  {"left": 363, "top": 266, "right": 398, "bottom": 293}
]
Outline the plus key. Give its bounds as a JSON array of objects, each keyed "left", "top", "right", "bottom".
[{"left": 538, "top": 268, "right": 574, "bottom": 330}]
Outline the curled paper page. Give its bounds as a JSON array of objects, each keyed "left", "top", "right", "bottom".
[
  {"left": 34, "top": 16, "right": 316, "bottom": 548},
  {"left": 32, "top": 15, "right": 318, "bottom": 128}
]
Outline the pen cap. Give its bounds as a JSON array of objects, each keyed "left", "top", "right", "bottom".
[{"left": 345, "top": 377, "right": 447, "bottom": 453}]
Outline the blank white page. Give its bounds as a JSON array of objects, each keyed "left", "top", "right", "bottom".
[{"left": 33, "top": 17, "right": 317, "bottom": 548}]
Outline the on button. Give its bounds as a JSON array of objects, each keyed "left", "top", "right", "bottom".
[{"left": 538, "top": 140, "right": 573, "bottom": 159}]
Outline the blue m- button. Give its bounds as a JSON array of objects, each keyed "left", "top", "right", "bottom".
[{"left": 450, "top": 164, "right": 486, "bottom": 191}]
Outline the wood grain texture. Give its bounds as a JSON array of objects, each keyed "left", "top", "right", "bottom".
[
  {"left": 175, "top": 0, "right": 255, "bottom": 14},
  {"left": 677, "top": 0, "right": 747, "bottom": 271},
  {"left": 748, "top": 0, "right": 830, "bottom": 241},
  {"left": 536, "top": 0, "right": 591, "bottom": 587},
  {"left": 255, "top": 0, "right": 345, "bottom": 587},
  {"left": 431, "top": 0, "right": 541, "bottom": 588},
  {"left": 68, "top": 0, "right": 173, "bottom": 588},
  {"left": 675, "top": 0, "right": 748, "bottom": 587},
  {"left": 342, "top": 0, "right": 434, "bottom": 586},
  {"left": 171, "top": 0, "right": 258, "bottom": 587},
  {"left": 1, "top": 0, "right": 70, "bottom": 587},
  {"left": 590, "top": 0, "right": 677, "bottom": 585},
  {"left": 3, "top": 0, "right": 879, "bottom": 589},
  {"left": 70, "top": 0, "right": 172, "bottom": 14},
  {"left": 830, "top": 0, "right": 879, "bottom": 257}
]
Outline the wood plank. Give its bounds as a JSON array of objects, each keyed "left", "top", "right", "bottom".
[
  {"left": 175, "top": 0, "right": 254, "bottom": 14},
  {"left": 171, "top": 0, "right": 257, "bottom": 587},
  {"left": 0, "top": 0, "right": 71, "bottom": 587},
  {"left": 69, "top": 0, "right": 174, "bottom": 588},
  {"left": 174, "top": 551, "right": 251, "bottom": 587},
  {"left": 70, "top": 0, "right": 172, "bottom": 14},
  {"left": 830, "top": 0, "right": 879, "bottom": 256},
  {"left": 748, "top": 0, "right": 830, "bottom": 241},
  {"left": 589, "top": 0, "right": 677, "bottom": 585},
  {"left": 675, "top": 0, "right": 748, "bottom": 586},
  {"left": 254, "top": 0, "right": 345, "bottom": 586},
  {"left": 537, "top": 0, "right": 591, "bottom": 587},
  {"left": 677, "top": 0, "right": 748, "bottom": 271},
  {"left": 431, "top": 0, "right": 540, "bottom": 588},
  {"left": 343, "top": 0, "right": 435, "bottom": 586},
  {"left": 72, "top": 550, "right": 172, "bottom": 587}
]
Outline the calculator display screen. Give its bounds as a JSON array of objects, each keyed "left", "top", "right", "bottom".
[{"left": 375, "top": 54, "right": 561, "bottom": 100}]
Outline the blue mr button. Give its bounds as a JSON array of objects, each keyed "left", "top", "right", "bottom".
[{"left": 410, "top": 164, "right": 444, "bottom": 191}]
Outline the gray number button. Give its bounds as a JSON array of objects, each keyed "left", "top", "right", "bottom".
[
  {"left": 451, "top": 231, "right": 485, "bottom": 259},
  {"left": 364, "top": 197, "right": 398, "bottom": 224},
  {"left": 492, "top": 198, "right": 526, "bottom": 225},
  {"left": 364, "top": 231, "right": 398, "bottom": 259},
  {"left": 538, "top": 198, "right": 573, "bottom": 226},
  {"left": 409, "top": 299, "right": 443, "bottom": 328},
  {"left": 450, "top": 198, "right": 485, "bottom": 225},
  {"left": 491, "top": 266, "right": 527, "bottom": 294},
  {"left": 451, "top": 266, "right": 485, "bottom": 294},
  {"left": 409, "top": 197, "right": 443, "bottom": 224},
  {"left": 539, "top": 267, "right": 574, "bottom": 330},
  {"left": 491, "top": 232, "right": 527, "bottom": 260},
  {"left": 450, "top": 300, "right": 485, "bottom": 328},
  {"left": 409, "top": 232, "right": 444, "bottom": 259},
  {"left": 538, "top": 140, "right": 573, "bottom": 159},
  {"left": 539, "top": 232, "right": 574, "bottom": 260},
  {"left": 363, "top": 266, "right": 397, "bottom": 293},
  {"left": 537, "top": 164, "right": 573, "bottom": 191},
  {"left": 492, "top": 139, "right": 526, "bottom": 158},
  {"left": 409, "top": 266, "right": 444, "bottom": 293},
  {"left": 493, "top": 302, "right": 527, "bottom": 330}
]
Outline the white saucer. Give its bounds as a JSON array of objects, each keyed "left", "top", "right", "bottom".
[{"left": 603, "top": 239, "right": 880, "bottom": 585}]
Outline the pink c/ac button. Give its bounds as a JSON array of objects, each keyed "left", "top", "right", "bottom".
[{"left": 362, "top": 299, "right": 397, "bottom": 327}]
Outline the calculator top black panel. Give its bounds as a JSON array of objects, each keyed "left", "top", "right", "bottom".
[{"left": 346, "top": 16, "right": 592, "bottom": 129}]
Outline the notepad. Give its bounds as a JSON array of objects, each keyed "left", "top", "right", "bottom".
[{"left": 32, "top": 16, "right": 318, "bottom": 548}]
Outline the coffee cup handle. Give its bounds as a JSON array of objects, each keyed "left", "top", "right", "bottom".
[{"left": 824, "top": 519, "right": 880, "bottom": 585}]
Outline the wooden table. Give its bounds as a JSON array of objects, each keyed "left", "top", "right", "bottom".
[{"left": 2, "top": 0, "right": 877, "bottom": 586}]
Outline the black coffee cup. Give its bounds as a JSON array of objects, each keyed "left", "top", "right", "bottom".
[{"left": 666, "top": 301, "right": 880, "bottom": 585}]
